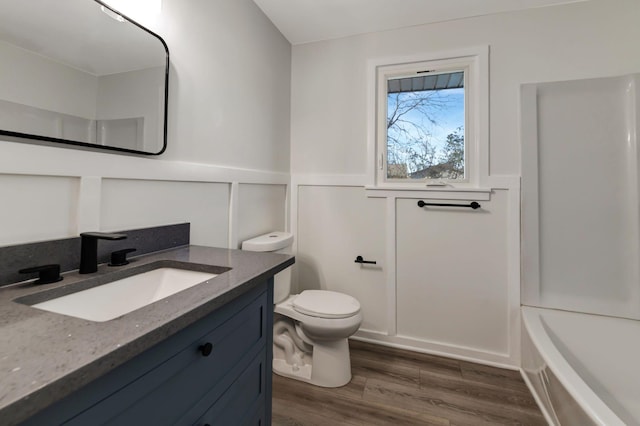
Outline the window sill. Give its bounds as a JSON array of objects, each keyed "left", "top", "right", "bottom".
[{"left": 364, "top": 185, "right": 492, "bottom": 200}]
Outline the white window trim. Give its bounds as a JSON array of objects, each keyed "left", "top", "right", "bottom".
[{"left": 366, "top": 46, "right": 489, "bottom": 191}]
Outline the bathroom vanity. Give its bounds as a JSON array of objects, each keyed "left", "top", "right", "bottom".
[{"left": 0, "top": 245, "right": 293, "bottom": 425}]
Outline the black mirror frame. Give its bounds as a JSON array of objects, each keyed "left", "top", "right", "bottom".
[{"left": 0, "top": 0, "right": 170, "bottom": 156}]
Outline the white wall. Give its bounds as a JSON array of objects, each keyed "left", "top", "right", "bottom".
[
  {"left": 0, "top": 0, "right": 291, "bottom": 249},
  {"left": 297, "top": 186, "right": 387, "bottom": 333},
  {"left": 157, "top": 0, "right": 291, "bottom": 172},
  {"left": 395, "top": 192, "right": 510, "bottom": 358},
  {"left": 236, "top": 184, "right": 287, "bottom": 247},
  {"left": 0, "top": 175, "right": 79, "bottom": 246},
  {"left": 290, "top": 0, "right": 640, "bottom": 367},
  {"left": 101, "top": 179, "right": 230, "bottom": 247}
]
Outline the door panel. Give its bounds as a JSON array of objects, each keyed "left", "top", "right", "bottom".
[
  {"left": 396, "top": 191, "right": 509, "bottom": 354},
  {"left": 297, "top": 186, "right": 387, "bottom": 333}
]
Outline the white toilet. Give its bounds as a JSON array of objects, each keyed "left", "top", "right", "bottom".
[{"left": 242, "top": 231, "right": 363, "bottom": 388}]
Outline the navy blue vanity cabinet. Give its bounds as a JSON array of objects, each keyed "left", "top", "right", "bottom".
[{"left": 22, "top": 280, "right": 274, "bottom": 426}]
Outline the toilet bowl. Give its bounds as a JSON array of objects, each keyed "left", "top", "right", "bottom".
[{"left": 242, "top": 231, "right": 363, "bottom": 388}]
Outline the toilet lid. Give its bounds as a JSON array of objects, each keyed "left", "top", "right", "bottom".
[{"left": 292, "top": 290, "right": 361, "bottom": 319}]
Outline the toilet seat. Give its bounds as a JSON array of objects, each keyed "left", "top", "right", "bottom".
[
  {"left": 275, "top": 295, "right": 363, "bottom": 342},
  {"left": 292, "top": 290, "right": 360, "bottom": 319}
]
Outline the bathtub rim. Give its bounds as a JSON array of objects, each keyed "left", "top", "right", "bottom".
[{"left": 521, "top": 306, "right": 626, "bottom": 426}]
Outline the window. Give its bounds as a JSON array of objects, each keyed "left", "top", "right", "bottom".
[{"left": 371, "top": 49, "right": 487, "bottom": 188}]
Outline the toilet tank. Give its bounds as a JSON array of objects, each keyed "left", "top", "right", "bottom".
[{"left": 241, "top": 231, "right": 293, "bottom": 304}]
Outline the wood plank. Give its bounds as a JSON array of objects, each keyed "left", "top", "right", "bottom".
[
  {"left": 273, "top": 372, "right": 367, "bottom": 401},
  {"left": 273, "top": 374, "right": 449, "bottom": 426},
  {"left": 420, "top": 370, "right": 540, "bottom": 411},
  {"left": 364, "top": 378, "right": 546, "bottom": 426},
  {"left": 459, "top": 361, "right": 530, "bottom": 392},
  {"left": 351, "top": 354, "right": 421, "bottom": 388},
  {"left": 272, "top": 397, "right": 360, "bottom": 426},
  {"left": 350, "top": 340, "right": 462, "bottom": 378}
]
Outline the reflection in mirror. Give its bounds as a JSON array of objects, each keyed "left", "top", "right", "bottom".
[{"left": 0, "top": 0, "right": 169, "bottom": 155}]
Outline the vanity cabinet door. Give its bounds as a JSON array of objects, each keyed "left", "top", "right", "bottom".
[{"left": 189, "top": 350, "right": 266, "bottom": 426}]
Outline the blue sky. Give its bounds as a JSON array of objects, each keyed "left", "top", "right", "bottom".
[{"left": 394, "top": 87, "right": 464, "bottom": 152}]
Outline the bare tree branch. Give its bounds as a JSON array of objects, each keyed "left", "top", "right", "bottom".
[{"left": 386, "top": 89, "right": 464, "bottom": 179}]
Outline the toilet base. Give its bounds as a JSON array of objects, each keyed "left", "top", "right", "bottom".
[
  {"left": 273, "top": 359, "right": 312, "bottom": 381},
  {"left": 273, "top": 338, "right": 352, "bottom": 388}
]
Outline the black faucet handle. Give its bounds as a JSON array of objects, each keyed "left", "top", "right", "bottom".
[
  {"left": 80, "top": 232, "right": 127, "bottom": 240},
  {"left": 19, "top": 264, "right": 63, "bottom": 284},
  {"left": 109, "top": 248, "right": 137, "bottom": 267}
]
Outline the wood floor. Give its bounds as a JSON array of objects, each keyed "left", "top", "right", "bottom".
[{"left": 272, "top": 340, "right": 546, "bottom": 426}]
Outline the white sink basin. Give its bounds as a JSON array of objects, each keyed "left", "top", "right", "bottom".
[{"left": 32, "top": 268, "right": 217, "bottom": 322}]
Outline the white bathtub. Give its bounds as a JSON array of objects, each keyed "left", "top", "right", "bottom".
[{"left": 521, "top": 306, "right": 640, "bottom": 426}]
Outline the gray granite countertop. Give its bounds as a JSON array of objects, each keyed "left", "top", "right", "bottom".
[{"left": 0, "top": 245, "right": 294, "bottom": 425}]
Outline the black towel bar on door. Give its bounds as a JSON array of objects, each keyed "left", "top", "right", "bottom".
[{"left": 417, "top": 200, "right": 481, "bottom": 209}]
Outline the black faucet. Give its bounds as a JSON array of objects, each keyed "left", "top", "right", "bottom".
[{"left": 79, "top": 232, "right": 127, "bottom": 274}]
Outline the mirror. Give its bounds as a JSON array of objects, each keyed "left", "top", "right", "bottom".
[{"left": 0, "top": 0, "right": 169, "bottom": 155}]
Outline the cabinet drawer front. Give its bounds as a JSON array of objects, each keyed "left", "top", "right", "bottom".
[
  {"left": 66, "top": 291, "right": 267, "bottom": 425},
  {"left": 194, "top": 350, "right": 265, "bottom": 426}
]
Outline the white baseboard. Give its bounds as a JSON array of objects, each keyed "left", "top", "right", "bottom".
[{"left": 352, "top": 329, "right": 518, "bottom": 370}]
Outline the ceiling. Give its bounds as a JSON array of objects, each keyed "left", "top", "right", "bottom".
[{"left": 252, "top": 0, "right": 587, "bottom": 45}]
